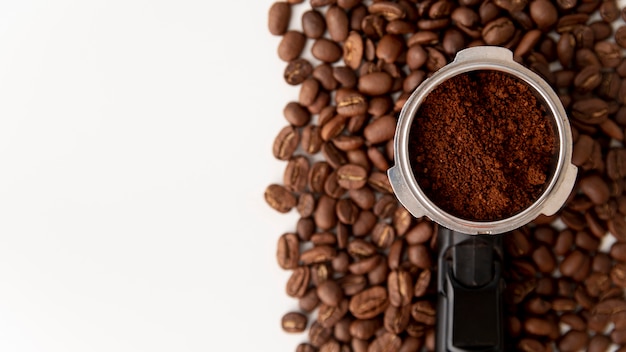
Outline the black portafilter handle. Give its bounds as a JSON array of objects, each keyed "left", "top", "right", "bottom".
[{"left": 436, "top": 227, "right": 505, "bottom": 352}]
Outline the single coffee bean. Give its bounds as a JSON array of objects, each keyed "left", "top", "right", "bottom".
[
  {"left": 376, "top": 34, "right": 404, "bottom": 64},
  {"left": 273, "top": 125, "right": 300, "bottom": 161},
  {"left": 368, "top": 2, "right": 406, "bottom": 21},
  {"left": 349, "top": 285, "right": 389, "bottom": 319},
  {"left": 335, "top": 88, "right": 368, "bottom": 116},
  {"left": 318, "top": 299, "right": 349, "bottom": 328},
  {"left": 558, "top": 330, "right": 589, "bottom": 351},
  {"left": 278, "top": 30, "right": 307, "bottom": 62},
  {"left": 560, "top": 250, "right": 586, "bottom": 277},
  {"left": 287, "top": 266, "right": 311, "bottom": 298},
  {"left": 301, "top": 245, "right": 337, "bottom": 265},
  {"left": 349, "top": 318, "right": 381, "bottom": 340},
  {"left": 595, "top": 41, "right": 622, "bottom": 68},
  {"left": 599, "top": 0, "right": 620, "bottom": 22},
  {"left": 363, "top": 115, "right": 396, "bottom": 145},
  {"left": 277, "top": 232, "right": 300, "bottom": 270},
  {"left": 372, "top": 194, "right": 397, "bottom": 220},
  {"left": 371, "top": 222, "right": 395, "bottom": 248},
  {"left": 411, "top": 300, "right": 436, "bottom": 325},
  {"left": 284, "top": 156, "right": 310, "bottom": 193},
  {"left": 335, "top": 164, "right": 367, "bottom": 191},
  {"left": 573, "top": 65, "right": 602, "bottom": 93},
  {"left": 300, "top": 288, "right": 321, "bottom": 313},
  {"left": 571, "top": 98, "right": 609, "bottom": 124},
  {"left": 284, "top": 58, "right": 313, "bottom": 86},
  {"left": 530, "top": 0, "right": 558, "bottom": 31},
  {"left": 414, "top": 269, "right": 432, "bottom": 297},
  {"left": 309, "top": 321, "right": 333, "bottom": 347},
  {"left": 282, "top": 311, "right": 308, "bottom": 333},
  {"left": 557, "top": 32, "right": 576, "bottom": 68},
  {"left": 335, "top": 198, "right": 359, "bottom": 225},
  {"left": 268, "top": 2, "right": 292, "bottom": 36},
  {"left": 383, "top": 304, "right": 411, "bottom": 334},
  {"left": 588, "top": 335, "right": 612, "bottom": 352},
  {"left": 332, "top": 66, "right": 357, "bottom": 89},
  {"left": 265, "top": 184, "right": 297, "bottom": 213},
  {"left": 284, "top": 101, "right": 311, "bottom": 127},
  {"left": 302, "top": 9, "right": 326, "bottom": 39},
  {"left": 358, "top": 72, "right": 393, "bottom": 96},
  {"left": 514, "top": 29, "right": 542, "bottom": 58},
  {"left": 579, "top": 174, "right": 610, "bottom": 204},
  {"left": 349, "top": 254, "right": 381, "bottom": 275},
  {"left": 326, "top": 5, "right": 349, "bottom": 42},
  {"left": 312, "top": 38, "right": 343, "bottom": 63},
  {"left": 387, "top": 270, "right": 413, "bottom": 307},
  {"left": 425, "top": 47, "right": 447, "bottom": 72},
  {"left": 482, "top": 17, "right": 515, "bottom": 45}
]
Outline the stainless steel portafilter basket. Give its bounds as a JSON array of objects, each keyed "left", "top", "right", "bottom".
[
  {"left": 386, "top": 46, "right": 578, "bottom": 352},
  {"left": 388, "top": 46, "right": 578, "bottom": 235}
]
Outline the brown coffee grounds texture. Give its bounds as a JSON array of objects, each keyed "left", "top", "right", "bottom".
[{"left": 409, "top": 70, "right": 557, "bottom": 221}]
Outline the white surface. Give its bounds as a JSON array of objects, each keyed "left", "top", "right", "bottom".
[{"left": 0, "top": 1, "right": 303, "bottom": 351}]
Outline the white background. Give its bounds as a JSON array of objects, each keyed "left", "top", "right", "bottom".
[{"left": 0, "top": 1, "right": 306, "bottom": 351}]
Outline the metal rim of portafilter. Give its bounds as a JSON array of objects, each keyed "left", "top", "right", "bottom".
[{"left": 388, "top": 46, "right": 578, "bottom": 235}]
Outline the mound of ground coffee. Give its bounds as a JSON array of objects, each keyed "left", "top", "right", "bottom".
[{"left": 409, "top": 70, "right": 557, "bottom": 221}]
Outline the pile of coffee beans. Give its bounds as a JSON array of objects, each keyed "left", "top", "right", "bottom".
[{"left": 265, "top": 0, "right": 626, "bottom": 351}]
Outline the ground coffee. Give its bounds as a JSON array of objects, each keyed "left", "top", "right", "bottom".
[{"left": 409, "top": 70, "right": 557, "bottom": 221}]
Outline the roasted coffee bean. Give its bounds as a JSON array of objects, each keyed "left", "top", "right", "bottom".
[
  {"left": 268, "top": 2, "right": 292, "bottom": 36},
  {"left": 530, "top": 0, "right": 558, "bottom": 31},
  {"left": 414, "top": 269, "right": 432, "bottom": 297},
  {"left": 326, "top": 6, "right": 349, "bottom": 42},
  {"left": 284, "top": 58, "right": 313, "bottom": 86},
  {"left": 301, "top": 245, "right": 337, "bottom": 265},
  {"left": 309, "top": 321, "right": 333, "bottom": 347},
  {"left": 558, "top": 330, "right": 589, "bottom": 351},
  {"left": 571, "top": 98, "right": 609, "bottom": 124},
  {"left": 600, "top": 0, "right": 620, "bottom": 22},
  {"left": 302, "top": 9, "right": 326, "bottom": 39},
  {"left": 387, "top": 270, "right": 413, "bottom": 307},
  {"left": 282, "top": 311, "right": 308, "bottom": 333},
  {"left": 358, "top": 72, "right": 393, "bottom": 96},
  {"left": 573, "top": 65, "right": 602, "bottom": 93},
  {"left": 277, "top": 232, "right": 300, "bottom": 270},
  {"left": 273, "top": 125, "right": 300, "bottom": 161},
  {"left": 595, "top": 41, "right": 622, "bottom": 68},
  {"left": 300, "top": 288, "right": 321, "bottom": 313},
  {"left": 278, "top": 30, "right": 307, "bottom": 62},
  {"left": 363, "top": 115, "right": 396, "bottom": 144},
  {"left": 284, "top": 102, "right": 311, "bottom": 127},
  {"left": 411, "top": 300, "right": 436, "bottom": 325},
  {"left": 349, "top": 286, "right": 389, "bottom": 319},
  {"left": 349, "top": 255, "right": 381, "bottom": 275},
  {"left": 318, "top": 299, "right": 349, "bottom": 328},
  {"left": 579, "top": 174, "right": 610, "bottom": 204},
  {"left": 482, "top": 17, "right": 515, "bottom": 45},
  {"left": 376, "top": 34, "right": 404, "bottom": 64},
  {"left": 371, "top": 222, "right": 395, "bottom": 248},
  {"left": 335, "top": 88, "right": 368, "bottom": 116},
  {"left": 383, "top": 304, "right": 411, "bottom": 334},
  {"left": 265, "top": 184, "right": 297, "bottom": 213},
  {"left": 312, "top": 38, "right": 343, "bottom": 63},
  {"left": 287, "top": 266, "right": 311, "bottom": 298}
]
